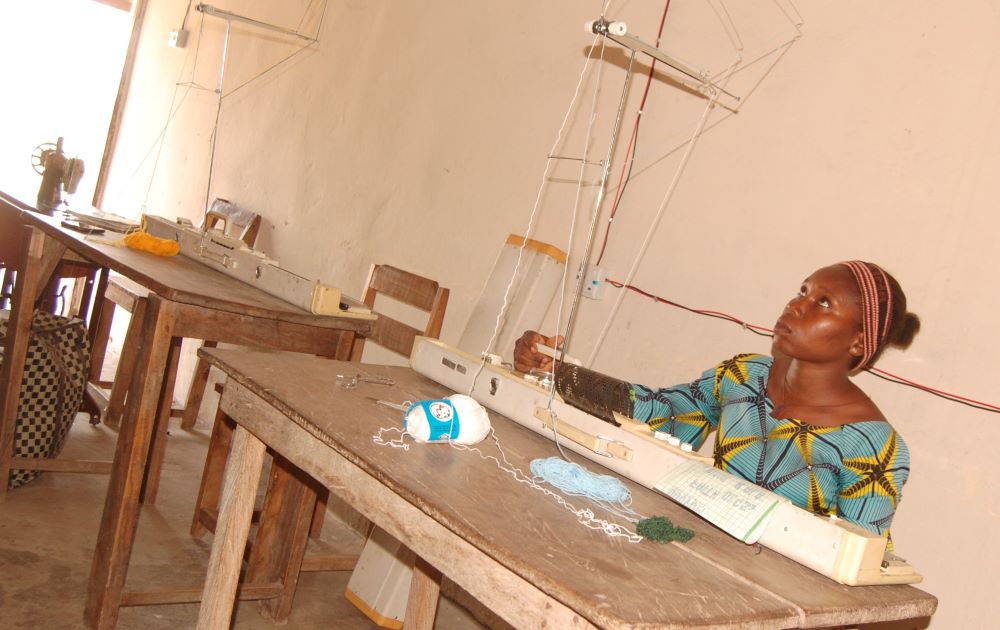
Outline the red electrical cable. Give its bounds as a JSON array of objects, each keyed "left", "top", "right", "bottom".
[
  {"left": 868, "top": 367, "right": 1000, "bottom": 411},
  {"left": 607, "top": 278, "right": 1000, "bottom": 413},
  {"left": 595, "top": 0, "right": 673, "bottom": 266}
]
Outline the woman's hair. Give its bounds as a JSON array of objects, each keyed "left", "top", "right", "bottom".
[{"left": 840, "top": 261, "right": 920, "bottom": 368}]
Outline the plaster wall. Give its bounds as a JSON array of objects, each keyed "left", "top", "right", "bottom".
[{"left": 101, "top": 1, "right": 1000, "bottom": 627}]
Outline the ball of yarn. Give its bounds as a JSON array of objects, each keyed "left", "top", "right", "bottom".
[
  {"left": 530, "top": 457, "right": 631, "bottom": 504},
  {"left": 404, "top": 395, "right": 491, "bottom": 444}
]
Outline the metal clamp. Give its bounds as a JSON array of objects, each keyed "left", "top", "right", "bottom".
[{"left": 595, "top": 436, "right": 632, "bottom": 461}]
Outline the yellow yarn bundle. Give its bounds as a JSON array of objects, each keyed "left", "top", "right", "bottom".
[{"left": 123, "top": 230, "right": 180, "bottom": 257}]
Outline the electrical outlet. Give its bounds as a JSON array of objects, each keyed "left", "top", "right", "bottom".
[
  {"left": 580, "top": 264, "right": 608, "bottom": 300},
  {"left": 168, "top": 29, "right": 189, "bottom": 48}
]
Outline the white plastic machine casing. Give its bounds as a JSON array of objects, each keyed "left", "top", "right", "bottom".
[
  {"left": 143, "top": 214, "right": 369, "bottom": 317},
  {"left": 410, "top": 337, "right": 921, "bottom": 586}
]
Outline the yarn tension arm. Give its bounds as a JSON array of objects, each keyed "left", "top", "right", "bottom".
[{"left": 587, "top": 17, "right": 741, "bottom": 106}]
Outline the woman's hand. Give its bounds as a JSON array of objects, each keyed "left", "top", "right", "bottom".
[{"left": 513, "top": 330, "right": 564, "bottom": 373}]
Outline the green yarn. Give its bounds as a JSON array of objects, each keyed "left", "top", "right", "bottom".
[{"left": 637, "top": 516, "right": 694, "bottom": 543}]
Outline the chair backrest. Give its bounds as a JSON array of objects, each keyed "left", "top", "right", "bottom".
[
  {"left": 203, "top": 198, "right": 262, "bottom": 248},
  {"left": 350, "top": 264, "right": 449, "bottom": 361}
]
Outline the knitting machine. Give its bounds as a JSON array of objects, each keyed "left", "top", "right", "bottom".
[
  {"left": 410, "top": 337, "right": 922, "bottom": 586},
  {"left": 142, "top": 213, "right": 373, "bottom": 318}
]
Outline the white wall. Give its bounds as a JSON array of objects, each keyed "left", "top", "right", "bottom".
[
  {"left": 102, "top": 1, "right": 1000, "bottom": 627},
  {"left": 0, "top": 0, "right": 130, "bottom": 206}
]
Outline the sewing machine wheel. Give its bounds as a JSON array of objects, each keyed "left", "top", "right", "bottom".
[{"left": 31, "top": 142, "right": 58, "bottom": 174}]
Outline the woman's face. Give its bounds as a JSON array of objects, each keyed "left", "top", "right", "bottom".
[{"left": 772, "top": 265, "right": 865, "bottom": 367}]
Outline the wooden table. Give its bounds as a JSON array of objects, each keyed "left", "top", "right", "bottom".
[
  {"left": 0, "top": 196, "right": 374, "bottom": 628},
  {"left": 197, "top": 348, "right": 938, "bottom": 629}
]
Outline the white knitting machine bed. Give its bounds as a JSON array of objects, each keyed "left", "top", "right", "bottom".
[
  {"left": 143, "top": 214, "right": 373, "bottom": 319},
  {"left": 410, "top": 337, "right": 921, "bottom": 586}
]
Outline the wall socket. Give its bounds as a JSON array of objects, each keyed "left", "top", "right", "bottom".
[
  {"left": 168, "top": 29, "right": 189, "bottom": 48},
  {"left": 579, "top": 264, "right": 608, "bottom": 300}
]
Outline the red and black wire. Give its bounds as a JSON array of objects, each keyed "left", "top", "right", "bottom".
[{"left": 607, "top": 278, "right": 1000, "bottom": 414}]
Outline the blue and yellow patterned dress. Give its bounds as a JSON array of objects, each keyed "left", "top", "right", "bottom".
[{"left": 629, "top": 353, "right": 909, "bottom": 544}]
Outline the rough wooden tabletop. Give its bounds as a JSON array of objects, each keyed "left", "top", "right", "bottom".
[{"left": 202, "top": 347, "right": 937, "bottom": 629}]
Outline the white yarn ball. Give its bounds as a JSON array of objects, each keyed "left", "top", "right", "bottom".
[{"left": 404, "top": 394, "right": 491, "bottom": 445}]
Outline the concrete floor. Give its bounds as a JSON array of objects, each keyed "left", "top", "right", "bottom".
[{"left": 0, "top": 404, "right": 495, "bottom": 629}]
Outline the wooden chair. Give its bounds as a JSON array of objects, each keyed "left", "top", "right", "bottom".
[
  {"left": 349, "top": 264, "right": 450, "bottom": 361},
  {"left": 87, "top": 199, "right": 260, "bottom": 504},
  {"left": 190, "top": 264, "right": 449, "bottom": 559}
]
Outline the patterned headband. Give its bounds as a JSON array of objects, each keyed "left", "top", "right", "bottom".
[{"left": 839, "top": 261, "right": 894, "bottom": 369}]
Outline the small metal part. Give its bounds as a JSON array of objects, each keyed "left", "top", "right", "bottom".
[
  {"left": 366, "top": 397, "right": 412, "bottom": 411},
  {"left": 481, "top": 352, "right": 503, "bottom": 366},
  {"left": 527, "top": 368, "right": 554, "bottom": 390},
  {"left": 334, "top": 372, "right": 394, "bottom": 389},
  {"left": 355, "top": 373, "right": 395, "bottom": 386},
  {"left": 334, "top": 374, "right": 357, "bottom": 389}
]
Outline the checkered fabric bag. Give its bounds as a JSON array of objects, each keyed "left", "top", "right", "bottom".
[{"left": 1, "top": 309, "right": 90, "bottom": 488}]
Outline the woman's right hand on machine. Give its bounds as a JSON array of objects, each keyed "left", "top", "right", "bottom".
[{"left": 513, "top": 330, "right": 564, "bottom": 373}]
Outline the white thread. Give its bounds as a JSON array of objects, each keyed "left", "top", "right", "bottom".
[
  {"left": 372, "top": 421, "right": 642, "bottom": 543},
  {"left": 586, "top": 57, "right": 732, "bottom": 367},
  {"left": 467, "top": 1, "right": 619, "bottom": 394},
  {"left": 372, "top": 426, "right": 410, "bottom": 450},
  {"left": 451, "top": 430, "right": 642, "bottom": 542}
]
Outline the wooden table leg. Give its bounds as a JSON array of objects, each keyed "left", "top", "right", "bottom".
[
  {"left": 404, "top": 556, "right": 442, "bottom": 630},
  {"left": 103, "top": 296, "right": 147, "bottom": 429},
  {"left": 245, "top": 453, "right": 318, "bottom": 622},
  {"left": 190, "top": 409, "right": 236, "bottom": 539},
  {"left": 0, "top": 226, "right": 66, "bottom": 501},
  {"left": 88, "top": 269, "right": 112, "bottom": 383},
  {"left": 196, "top": 424, "right": 267, "bottom": 630},
  {"left": 141, "top": 335, "right": 182, "bottom": 504},
  {"left": 180, "top": 340, "right": 217, "bottom": 429},
  {"left": 84, "top": 295, "right": 176, "bottom": 629}
]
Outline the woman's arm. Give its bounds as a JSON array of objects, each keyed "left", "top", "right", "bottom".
[
  {"left": 514, "top": 331, "right": 730, "bottom": 449},
  {"left": 628, "top": 367, "right": 723, "bottom": 449},
  {"left": 835, "top": 423, "right": 910, "bottom": 550}
]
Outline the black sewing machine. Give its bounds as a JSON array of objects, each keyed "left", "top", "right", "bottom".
[{"left": 33, "top": 137, "right": 84, "bottom": 216}]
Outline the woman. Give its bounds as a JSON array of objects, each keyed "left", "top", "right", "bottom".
[{"left": 514, "top": 262, "right": 920, "bottom": 545}]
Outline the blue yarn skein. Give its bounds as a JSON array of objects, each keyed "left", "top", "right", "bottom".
[{"left": 530, "top": 456, "right": 631, "bottom": 505}]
